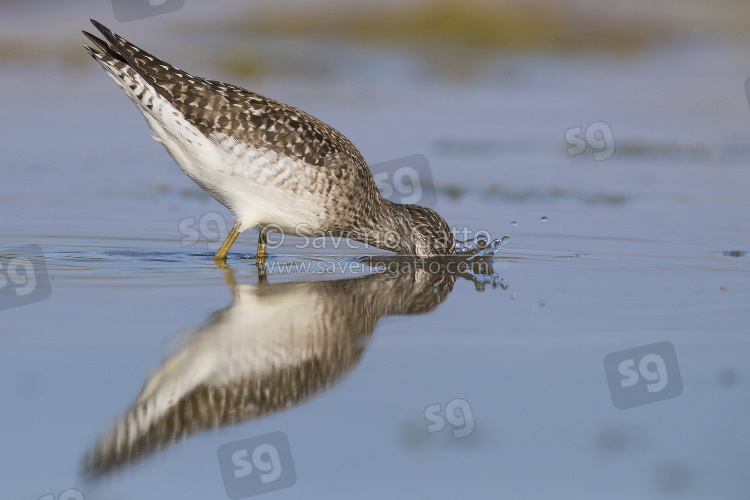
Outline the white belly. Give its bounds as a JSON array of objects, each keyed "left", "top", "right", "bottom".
[{"left": 141, "top": 99, "right": 330, "bottom": 234}]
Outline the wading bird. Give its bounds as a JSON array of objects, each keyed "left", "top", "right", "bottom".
[{"left": 83, "top": 20, "right": 455, "bottom": 261}]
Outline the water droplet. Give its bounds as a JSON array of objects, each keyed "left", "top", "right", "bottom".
[
  {"left": 500, "top": 235, "right": 510, "bottom": 246},
  {"left": 539, "top": 300, "right": 545, "bottom": 307},
  {"left": 540, "top": 216, "right": 548, "bottom": 222},
  {"left": 511, "top": 220, "right": 517, "bottom": 226},
  {"left": 509, "top": 292, "right": 516, "bottom": 300}
]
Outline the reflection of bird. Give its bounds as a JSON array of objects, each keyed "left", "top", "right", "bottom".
[
  {"left": 82, "top": 20, "right": 455, "bottom": 261},
  {"left": 84, "top": 262, "right": 458, "bottom": 475}
]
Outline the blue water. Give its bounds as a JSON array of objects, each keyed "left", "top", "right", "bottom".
[{"left": 1, "top": 2, "right": 749, "bottom": 498}]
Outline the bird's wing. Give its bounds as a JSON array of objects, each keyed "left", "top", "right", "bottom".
[{"left": 83, "top": 19, "right": 363, "bottom": 169}]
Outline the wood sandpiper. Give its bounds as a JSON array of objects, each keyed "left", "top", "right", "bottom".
[{"left": 83, "top": 20, "right": 455, "bottom": 261}]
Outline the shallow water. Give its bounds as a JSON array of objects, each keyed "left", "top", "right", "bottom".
[{"left": 2, "top": 2, "right": 750, "bottom": 499}]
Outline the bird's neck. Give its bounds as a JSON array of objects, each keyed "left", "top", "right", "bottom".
[{"left": 355, "top": 199, "right": 416, "bottom": 254}]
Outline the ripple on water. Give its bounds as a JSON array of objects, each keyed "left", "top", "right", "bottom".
[
  {"left": 33, "top": 248, "right": 223, "bottom": 287},
  {"left": 16, "top": 234, "right": 513, "bottom": 290}
]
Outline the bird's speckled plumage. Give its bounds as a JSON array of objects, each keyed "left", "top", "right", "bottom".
[{"left": 82, "top": 20, "right": 455, "bottom": 257}]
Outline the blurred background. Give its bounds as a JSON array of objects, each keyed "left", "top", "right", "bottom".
[{"left": 2, "top": 0, "right": 750, "bottom": 232}]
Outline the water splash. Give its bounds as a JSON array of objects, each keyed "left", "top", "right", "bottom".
[
  {"left": 471, "top": 274, "right": 508, "bottom": 292},
  {"left": 455, "top": 234, "right": 510, "bottom": 257},
  {"left": 540, "top": 216, "right": 548, "bottom": 222}
]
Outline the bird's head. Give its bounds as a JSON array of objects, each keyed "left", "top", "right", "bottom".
[{"left": 394, "top": 204, "right": 456, "bottom": 257}]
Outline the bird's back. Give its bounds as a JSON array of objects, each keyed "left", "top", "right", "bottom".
[{"left": 83, "top": 21, "right": 381, "bottom": 234}]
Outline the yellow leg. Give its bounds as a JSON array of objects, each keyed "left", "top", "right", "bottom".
[
  {"left": 256, "top": 231, "right": 268, "bottom": 265},
  {"left": 214, "top": 224, "right": 241, "bottom": 261},
  {"left": 223, "top": 266, "right": 238, "bottom": 288}
]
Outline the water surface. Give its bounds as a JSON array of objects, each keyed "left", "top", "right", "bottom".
[{"left": 1, "top": 2, "right": 749, "bottom": 498}]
